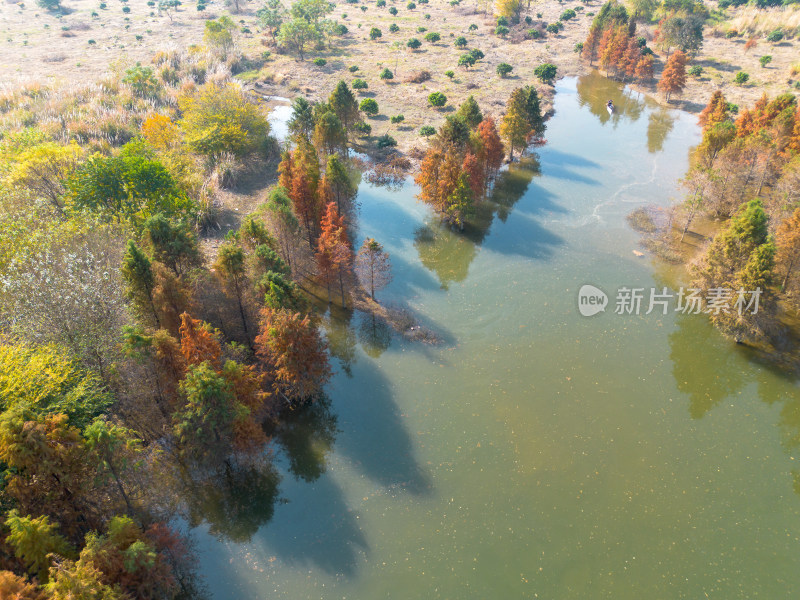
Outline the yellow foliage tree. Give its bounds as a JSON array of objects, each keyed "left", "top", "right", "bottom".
[
  {"left": 178, "top": 82, "right": 270, "bottom": 158},
  {"left": 141, "top": 113, "right": 180, "bottom": 150}
]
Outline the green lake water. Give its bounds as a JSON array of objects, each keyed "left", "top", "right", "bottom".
[{"left": 194, "top": 72, "right": 800, "bottom": 599}]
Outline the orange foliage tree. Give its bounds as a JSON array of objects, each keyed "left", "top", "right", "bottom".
[
  {"left": 316, "top": 202, "right": 353, "bottom": 307},
  {"left": 657, "top": 50, "right": 687, "bottom": 102},
  {"left": 255, "top": 308, "right": 331, "bottom": 405}
]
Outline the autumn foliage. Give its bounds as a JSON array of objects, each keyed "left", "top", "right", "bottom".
[{"left": 657, "top": 50, "right": 688, "bottom": 102}]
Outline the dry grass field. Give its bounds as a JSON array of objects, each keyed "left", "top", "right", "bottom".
[{"left": 1, "top": 0, "right": 799, "bottom": 154}]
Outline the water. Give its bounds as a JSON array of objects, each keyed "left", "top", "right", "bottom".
[{"left": 193, "top": 73, "right": 800, "bottom": 599}]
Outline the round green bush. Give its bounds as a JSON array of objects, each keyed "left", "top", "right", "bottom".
[
  {"left": 407, "top": 37, "right": 421, "bottom": 49},
  {"left": 379, "top": 67, "right": 393, "bottom": 80},
  {"left": 424, "top": 32, "right": 440, "bottom": 43},
  {"left": 455, "top": 36, "right": 467, "bottom": 47},
  {"left": 370, "top": 27, "right": 382, "bottom": 39},
  {"left": 352, "top": 78, "right": 368, "bottom": 89},
  {"left": 496, "top": 62, "right": 513, "bottom": 77},
  {"left": 388, "top": 5, "right": 397, "bottom": 14},
  {"left": 390, "top": 114, "right": 405, "bottom": 123},
  {"left": 360, "top": 98, "right": 379, "bottom": 115},
  {"left": 445, "top": 69, "right": 455, "bottom": 78},
  {"left": 349, "top": 64, "right": 359, "bottom": 72},
  {"left": 420, "top": 125, "right": 436, "bottom": 136},
  {"left": 389, "top": 23, "right": 399, "bottom": 32},
  {"left": 428, "top": 91, "right": 447, "bottom": 107},
  {"left": 766, "top": 30, "right": 783, "bottom": 42},
  {"left": 313, "top": 58, "right": 327, "bottom": 67},
  {"left": 495, "top": 25, "right": 509, "bottom": 36},
  {"left": 377, "top": 134, "right": 397, "bottom": 148},
  {"left": 534, "top": 62, "right": 557, "bottom": 83},
  {"left": 734, "top": 71, "right": 749, "bottom": 84}
]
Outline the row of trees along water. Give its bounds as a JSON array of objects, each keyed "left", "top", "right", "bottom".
[
  {"left": 0, "top": 48, "right": 408, "bottom": 594},
  {"left": 580, "top": 0, "right": 707, "bottom": 102},
  {"left": 677, "top": 91, "right": 800, "bottom": 349},
  {"left": 414, "top": 87, "right": 546, "bottom": 228}
]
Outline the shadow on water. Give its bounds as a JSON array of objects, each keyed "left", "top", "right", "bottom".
[
  {"left": 356, "top": 311, "right": 393, "bottom": 358},
  {"left": 668, "top": 314, "right": 747, "bottom": 419},
  {"left": 253, "top": 363, "right": 431, "bottom": 576},
  {"left": 271, "top": 396, "right": 339, "bottom": 483},
  {"left": 575, "top": 70, "right": 648, "bottom": 127},
  {"left": 183, "top": 456, "right": 282, "bottom": 544},
  {"left": 255, "top": 471, "right": 370, "bottom": 576},
  {"left": 324, "top": 305, "right": 358, "bottom": 377},
  {"left": 647, "top": 107, "right": 675, "bottom": 154},
  {"left": 413, "top": 156, "right": 565, "bottom": 289}
]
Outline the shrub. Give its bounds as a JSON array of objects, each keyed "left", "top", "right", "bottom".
[
  {"left": 495, "top": 25, "right": 509, "bottom": 37},
  {"left": 424, "top": 13, "right": 431, "bottom": 19},
  {"left": 525, "top": 15, "right": 532, "bottom": 24},
  {"left": 560, "top": 8, "right": 575, "bottom": 20},
  {"left": 370, "top": 27, "right": 382, "bottom": 40},
  {"left": 349, "top": 64, "right": 359, "bottom": 72},
  {"left": 407, "top": 37, "right": 421, "bottom": 50},
  {"left": 455, "top": 35, "right": 467, "bottom": 47},
  {"left": 334, "top": 24, "right": 348, "bottom": 34},
  {"left": 122, "top": 4, "right": 130, "bottom": 11},
  {"left": 389, "top": 23, "right": 399, "bottom": 32},
  {"left": 417, "top": 26, "right": 427, "bottom": 32},
  {"left": 496, "top": 62, "right": 513, "bottom": 77},
  {"left": 468, "top": 23, "right": 478, "bottom": 31},
  {"left": 528, "top": 28, "right": 543, "bottom": 39},
  {"left": 179, "top": 82, "right": 270, "bottom": 158},
  {"left": 405, "top": 70, "right": 431, "bottom": 83},
  {"left": 360, "top": 98, "right": 379, "bottom": 115},
  {"left": 458, "top": 54, "right": 476, "bottom": 68},
  {"left": 388, "top": 5, "right": 397, "bottom": 14},
  {"left": 427, "top": 91, "right": 447, "bottom": 107},
  {"left": 534, "top": 62, "right": 557, "bottom": 83},
  {"left": 546, "top": 22, "right": 561, "bottom": 34},
  {"left": 445, "top": 69, "right": 455, "bottom": 78},
  {"left": 725, "top": 29, "right": 738, "bottom": 39},
  {"left": 407, "top": 1, "right": 415, "bottom": 7},
  {"left": 313, "top": 58, "right": 327, "bottom": 66},
  {"left": 536, "top": 11, "right": 542, "bottom": 17},
  {"left": 734, "top": 71, "right": 749, "bottom": 84},
  {"left": 496, "top": 16, "right": 508, "bottom": 26},
  {"left": 425, "top": 32, "right": 440, "bottom": 43},
  {"left": 377, "top": 134, "right": 397, "bottom": 148},
  {"left": 759, "top": 55, "right": 772, "bottom": 68},
  {"left": 688, "top": 65, "right": 702, "bottom": 76},
  {"left": 420, "top": 125, "right": 436, "bottom": 136},
  {"left": 379, "top": 67, "right": 393, "bottom": 80},
  {"left": 360, "top": 4, "right": 367, "bottom": 10},
  {"left": 354, "top": 121, "right": 372, "bottom": 135},
  {"left": 390, "top": 114, "right": 405, "bottom": 123},
  {"left": 352, "top": 78, "right": 368, "bottom": 89},
  {"left": 469, "top": 48, "right": 484, "bottom": 60},
  {"left": 88, "top": 38, "right": 96, "bottom": 44},
  {"left": 377, "top": 0, "right": 385, "bottom": 5},
  {"left": 766, "top": 30, "right": 783, "bottom": 43},
  {"left": 574, "top": 41, "right": 583, "bottom": 53}
]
